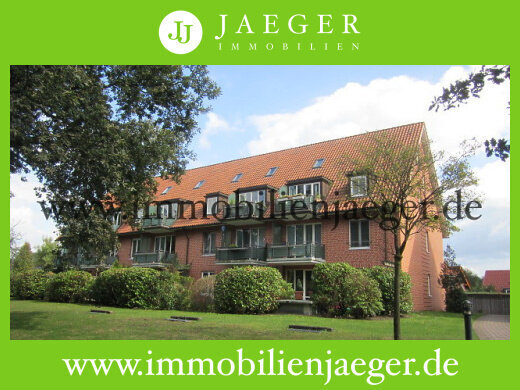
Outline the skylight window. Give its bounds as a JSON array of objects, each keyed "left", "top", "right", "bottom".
[
  {"left": 313, "top": 158, "right": 325, "bottom": 168},
  {"left": 194, "top": 180, "right": 205, "bottom": 189},
  {"left": 232, "top": 173, "right": 243, "bottom": 183},
  {"left": 161, "top": 186, "right": 172, "bottom": 195},
  {"left": 265, "top": 167, "right": 278, "bottom": 177}
]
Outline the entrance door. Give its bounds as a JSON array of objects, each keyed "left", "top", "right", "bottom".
[{"left": 285, "top": 269, "right": 313, "bottom": 300}]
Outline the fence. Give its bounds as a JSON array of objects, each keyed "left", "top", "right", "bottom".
[{"left": 466, "top": 293, "right": 510, "bottom": 315}]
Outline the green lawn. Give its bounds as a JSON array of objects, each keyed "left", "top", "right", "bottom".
[{"left": 10, "top": 299, "right": 478, "bottom": 340}]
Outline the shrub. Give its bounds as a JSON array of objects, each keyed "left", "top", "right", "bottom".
[
  {"left": 214, "top": 266, "right": 294, "bottom": 314},
  {"left": 45, "top": 270, "right": 93, "bottom": 303},
  {"left": 11, "top": 269, "right": 54, "bottom": 300},
  {"left": 90, "top": 267, "right": 191, "bottom": 310},
  {"left": 445, "top": 287, "right": 466, "bottom": 313},
  {"left": 190, "top": 276, "right": 216, "bottom": 312},
  {"left": 363, "top": 266, "right": 413, "bottom": 314},
  {"left": 312, "top": 263, "right": 382, "bottom": 318}
]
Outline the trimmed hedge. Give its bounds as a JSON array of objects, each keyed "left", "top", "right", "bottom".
[
  {"left": 45, "top": 270, "right": 93, "bottom": 303},
  {"left": 190, "top": 275, "right": 216, "bottom": 312},
  {"left": 363, "top": 266, "right": 413, "bottom": 314},
  {"left": 214, "top": 266, "right": 294, "bottom": 314},
  {"left": 312, "top": 263, "right": 382, "bottom": 318},
  {"left": 11, "top": 269, "right": 54, "bottom": 300},
  {"left": 90, "top": 267, "right": 191, "bottom": 310}
]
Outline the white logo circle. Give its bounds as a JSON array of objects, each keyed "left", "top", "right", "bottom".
[{"left": 159, "top": 11, "right": 203, "bottom": 54}]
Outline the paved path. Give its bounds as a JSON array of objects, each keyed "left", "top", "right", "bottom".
[{"left": 473, "top": 314, "right": 510, "bottom": 340}]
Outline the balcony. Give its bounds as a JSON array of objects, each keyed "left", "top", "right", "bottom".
[
  {"left": 132, "top": 251, "right": 189, "bottom": 271},
  {"left": 275, "top": 195, "right": 321, "bottom": 216},
  {"left": 78, "top": 255, "right": 116, "bottom": 269},
  {"left": 215, "top": 246, "right": 267, "bottom": 265},
  {"left": 266, "top": 243, "right": 325, "bottom": 265},
  {"left": 140, "top": 217, "right": 176, "bottom": 232}
]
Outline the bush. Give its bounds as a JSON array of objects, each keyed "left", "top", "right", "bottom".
[
  {"left": 11, "top": 269, "right": 54, "bottom": 300},
  {"left": 363, "top": 266, "right": 413, "bottom": 315},
  {"left": 445, "top": 287, "right": 466, "bottom": 313},
  {"left": 45, "top": 270, "right": 93, "bottom": 303},
  {"left": 312, "top": 263, "right": 383, "bottom": 318},
  {"left": 90, "top": 267, "right": 191, "bottom": 310},
  {"left": 190, "top": 276, "right": 216, "bottom": 312},
  {"left": 214, "top": 266, "right": 294, "bottom": 314}
]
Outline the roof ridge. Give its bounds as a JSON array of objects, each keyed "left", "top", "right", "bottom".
[{"left": 184, "top": 122, "right": 425, "bottom": 172}]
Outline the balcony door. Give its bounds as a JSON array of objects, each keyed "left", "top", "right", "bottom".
[
  {"left": 287, "top": 224, "right": 321, "bottom": 245},
  {"left": 236, "top": 228, "right": 265, "bottom": 248},
  {"left": 155, "top": 235, "right": 174, "bottom": 253},
  {"left": 286, "top": 269, "right": 313, "bottom": 300}
]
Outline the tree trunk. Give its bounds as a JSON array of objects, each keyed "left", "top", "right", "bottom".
[{"left": 393, "top": 252, "right": 402, "bottom": 340}]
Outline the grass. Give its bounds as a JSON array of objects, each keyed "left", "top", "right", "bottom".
[{"left": 10, "top": 299, "right": 479, "bottom": 340}]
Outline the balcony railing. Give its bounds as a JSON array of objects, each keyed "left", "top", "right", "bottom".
[
  {"left": 267, "top": 243, "right": 325, "bottom": 260},
  {"left": 225, "top": 202, "right": 266, "bottom": 219},
  {"left": 216, "top": 246, "right": 267, "bottom": 264},
  {"left": 140, "top": 217, "right": 175, "bottom": 229},
  {"left": 78, "top": 255, "right": 116, "bottom": 268},
  {"left": 275, "top": 195, "right": 320, "bottom": 213},
  {"left": 132, "top": 251, "right": 189, "bottom": 270}
]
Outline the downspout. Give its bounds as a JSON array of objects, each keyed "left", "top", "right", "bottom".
[{"left": 183, "top": 228, "right": 190, "bottom": 266}]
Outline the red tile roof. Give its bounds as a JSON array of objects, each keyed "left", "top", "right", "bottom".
[
  {"left": 483, "top": 270, "right": 510, "bottom": 292},
  {"left": 118, "top": 122, "right": 425, "bottom": 233}
]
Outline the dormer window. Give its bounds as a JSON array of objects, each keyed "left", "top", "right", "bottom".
[
  {"left": 206, "top": 196, "right": 218, "bottom": 215},
  {"left": 350, "top": 175, "right": 368, "bottom": 197},
  {"left": 238, "top": 189, "right": 265, "bottom": 204},
  {"left": 161, "top": 186, "right": 172, "bottom": 195},
  {"left": 160, "top": 204, "right": 169, "bottom": 218},
  {"left": 232, "top": 173, "right": 243, "bottom": 183},
  {"left": 266, "top": 167, "right": 278, "bottom": 177},
  {"left": 313, "top": 158, "right": 325, "bottom": 168},
  {"left": 288, "top": 182, "right": 320, "bottom": 196},
  {"left": 194, "top": 180, "right": 205, "bottom": 189}
]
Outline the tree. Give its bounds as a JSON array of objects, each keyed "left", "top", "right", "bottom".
[
  {"left": 34, "top": 237, "right": 58, "bottom": 272},
  {"left": 10, "top": 66, "right": 220, "bottom": 260},
  {"left": 429, "top": 65, "right": 510, "bottom": 161},
  {"left": 12, "top": 242, "right": 34, "bottom": 273},
  {"left": 343, "top": 131, "right": 477, "bottom": 339},
  {"left": 10, "top": 224, "right": 21, "bottom": 268}
]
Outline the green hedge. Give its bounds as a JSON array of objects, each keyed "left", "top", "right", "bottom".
[
  {"left": 363, "top": 266, "right": 413, "bottom": 314},
  {"left": 214, "top": 266, "right": 294, "bottom": 314},
  {"left": 11, "top": 269, "right": 54, "bottom": 300},
  {"left": 312, "top": 263, "right": 382, "bottom": 318},
  {"left": 90, "top": 267, "right": 191, "bottom": 309},
  {"left": 445, "top": 287, "right": 466, "bottom": 313},
  {"left": 45, "top": 270, "right": 93, "bottom": 303}
]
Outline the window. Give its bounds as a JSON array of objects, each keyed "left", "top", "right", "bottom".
[
  {"left": 171, "top": 203, "right": 178, "bottom": 218},
  {"left": 231, "top": 173, "right": 243, "bottom": 183},
  {"left": 238, "top": 190, "right": 266, "bottom": 204},
  {"left": 201, "top": 271, "right": 215, "bottom": 278},
  {"left": 160, "top": 204, "right": 169, "bottom": 218},
  {"left": 350, "top": 220, "right": 370, "bottom": 248},
  {"left": 287, "top": 224, "right": 321, "bottom": 245},
  {"left": 131, "top": 238, "right": 141, "bottom": 257},
  {"left": 350, "top": 175, "right": 368, "bottom": 197},
  {"left": 137, "top": 208, "right": 144, "bottom": 219},
  {"left": 206, "top": 197, "right": 218, "bottom": 215},
  {"left": 194, "top": 180, "right": 205, "bottom": 189},
  {"left": 266, "top": 167, "right": 278, "bottom": 177},
  {"left": 110, "top": 211, "right": 122, "bottom": 226},
  {"left": 155, "top": 236, "right": 174, "bottom": 253},
  {"left": 288, "top": 182, "right": 320, "bottom": 196},
  {"left": 236, "top": 228, "right": 265, "bottom": 247},
  {"left": 161, "top": 186, "right": 172, "bottom": 195},
  {"left": 425, "top": 231, "right": 430, "bottom": 253},
  {"left": 148, "top": 204, "right": 157, "bottom": 216},
  {"left": 313, "top": 158, "right": 325, "bottom": 168},
  {"left": 427, "top": 274, "right": 432, "bottom": 297},
  {"left": 203, "top": 232, "right": 217, "bottom": 255}
]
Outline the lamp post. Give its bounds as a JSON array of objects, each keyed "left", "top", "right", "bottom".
[{"left": 463, "top": 299, "right": 473, "bottom": 340}]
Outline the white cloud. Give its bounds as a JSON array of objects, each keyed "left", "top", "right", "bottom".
[{"left": 198, "top": 112, "right": 240, "bottom": 150}]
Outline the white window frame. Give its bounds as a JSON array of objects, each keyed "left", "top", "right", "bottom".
[
  {"left": 238, "top": 190, "right": 266, "bottom": 204},
  {"left": 232, "top": 173, "right": 243, "bottom": 183},
  {"left": 160, "top": 204, "right": 169, "bottom": 218},
  {"left": 236, "top": 228, "right": 265, "bottom": 248},
  {"left": 206, "top": 196, "right": 218, "bottom": 215},
  {"left": 131, "top": 238, "right": 142, "bottom": 258},
  {"left": 288, "top": 182, "right": 320, "bottom": 197},
  {"left": 155, "top": 235, "right": 173, "bottom": 253},
  {"left": 203, "top": 231, "right": 217, "bottom": 255},
  {"left": 161, "top": 186, "right": 172, "bottom": 195},
  {"left": 286, "top": 223, "right": 322, "bottom": 245},
  {"left": 313, "top": 158, "right": 325, "bottom": 168},
  {"left": 201, "top": 271, "right": 215, "bottom": 278},
  {"left": 427, "top": 274, "right": 432, "bottom": 297},
  {"left": 349, "top": 219, "right": 370, "bottom": 249},
  {"left": 266, "top": 167, "right": 278, "bottom": 177},
  {"left": 350, "top": 175, "right": 368, "bottom": 197},
  {"left": 425, "top": 231, "right": 430, "bottom": 253}
]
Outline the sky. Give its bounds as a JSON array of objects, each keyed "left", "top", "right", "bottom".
[{"left": 10, "top": 65, "right": 510, "bottom": 276}]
